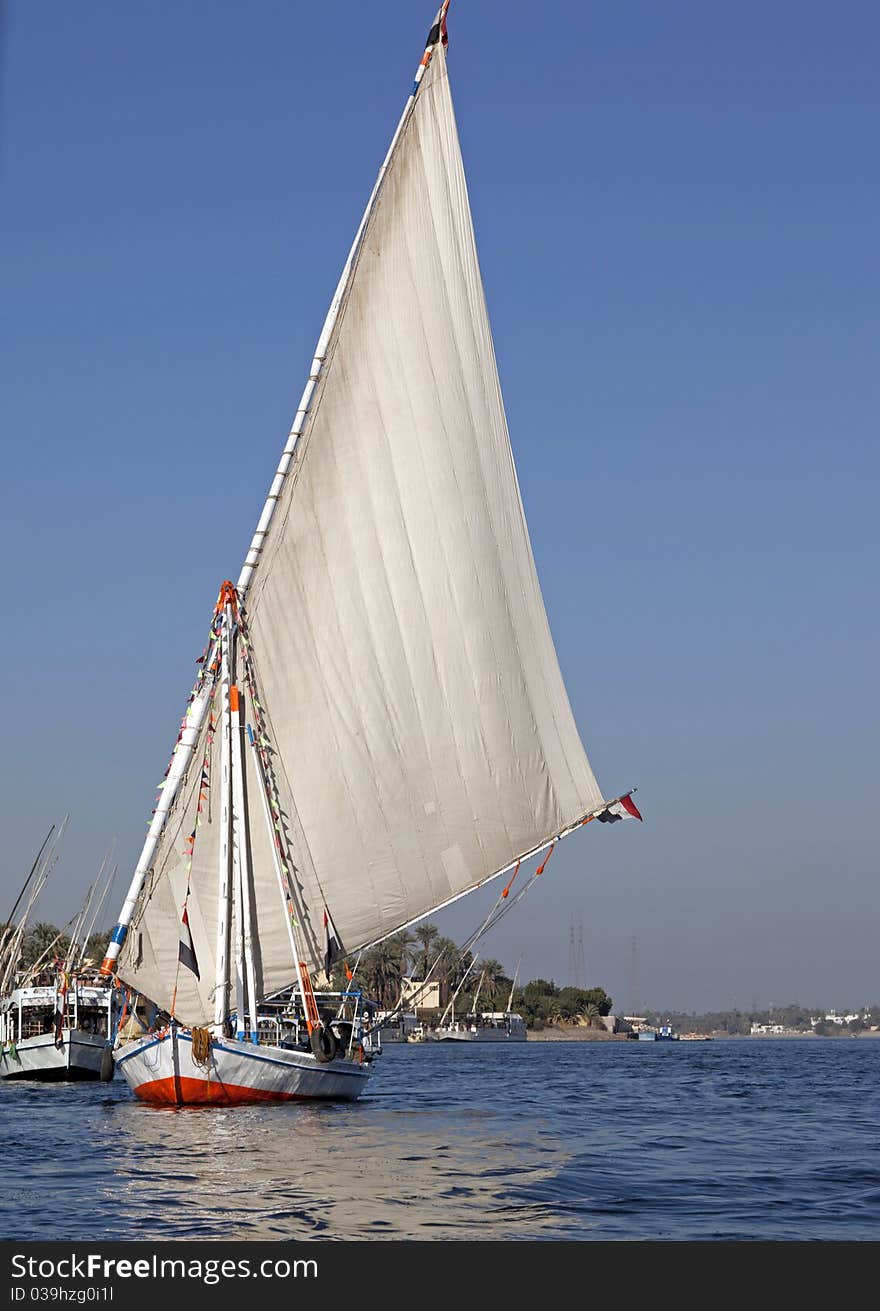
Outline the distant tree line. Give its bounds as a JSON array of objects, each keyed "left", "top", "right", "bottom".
[
  {"left": 644, "top": 1003, "right": 880, "bottom": 1036},
  {"left": 332, "top": 925, "right": 613, "bottom": 1028},
  {"left": 2, "top": 921, "right": 111, "bottom": 975},
  {"left": 514, "top": 979, "right": 612, "bottom": 1030}
]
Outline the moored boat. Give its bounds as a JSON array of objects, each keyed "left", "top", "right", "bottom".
[
  {"left": 0, "top": 979, "right": 114, "bottom": 1082},
  {"left": 433, "top": 1011, "right": 528, "bottom": 1043},
  {"left": 1, "top": 822, "right": 118, "bottom": 1083}
]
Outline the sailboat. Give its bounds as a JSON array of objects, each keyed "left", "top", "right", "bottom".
[
  {"left": 433, "top": 962, "right": 528, "bottom": 1044},
  {"left": 434, "top": 955, "right": 528, "bottom": 1044},
  {"left": 100, "top": 3, "right": 642, "bottom": 1107},
  {"left": 1, "top": 825, "right": 117, "bottom": 1081}
]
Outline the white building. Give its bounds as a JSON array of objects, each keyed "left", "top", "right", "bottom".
[{"left": 400, "top": 978, "right": 441, "bottom": 1012}]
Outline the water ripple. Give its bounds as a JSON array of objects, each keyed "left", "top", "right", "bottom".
[{"left": 2, "top": 1038, "right": 879, "bottom": 1239}]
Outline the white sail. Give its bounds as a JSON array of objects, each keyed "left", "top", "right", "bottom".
[{"left": 118, "top": 39, "right": 604, "bottom": 1026}]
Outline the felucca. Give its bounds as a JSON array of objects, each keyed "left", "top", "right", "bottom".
[{"left": 101, "top": 2, "right": 642, "bottom": 1107}]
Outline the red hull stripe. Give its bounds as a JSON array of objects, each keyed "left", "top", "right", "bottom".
[{"left": 133, "top": 1075, "right": 309, "bottom": 1106}]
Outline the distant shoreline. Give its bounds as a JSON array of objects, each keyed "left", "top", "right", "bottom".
[
  {"left": 524, "top": 1026, "right": 880, "bottom": 1042},
  {"left": 525, "top": 1027, "right": 628, "bottom": 1042}
]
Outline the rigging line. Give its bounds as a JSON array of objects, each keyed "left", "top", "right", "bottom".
[
  {"left": 170, "top": 828, "right": 199, "bottom": 1021},
  {"left": 455, "top": 857, "right": 523, "bottom": 963},
  {"left": 455, "top": 856, "right": 553, "bottom": 965},
  {"left": 439, "top": 953, "right": 480, "bottom": 1027},
  {"left": 359, "top": 860, "right": 546, "bottom": 1036},
  {"left": 334, "top": 950, "right": 363, "bottom": 1021},
  {"left": 0, "top": 822, "right": 70, "bottom": 994},
  {"left": 2, "top": 824, "right": 55, "bottom": 933},
  {"left": 357, "top": 790, "right": 639, "bottom": 962},
  {"left": 17, "top": 910, "right": 80, "bottom": 990},
  {"left": 364, "top": 946, "right": 451, "bottom": 1036},
  {"left": 124, "top": 679, "right": 219, "bottom": 946},
  {"left": 77, "top": 866, "right": 118, "bottom": 969},
  {"left": 237, "top": 602, "right": 325, "bottom": 968},
  {"left": 101, "top": 610, "right": 221, "bottom": 975}
]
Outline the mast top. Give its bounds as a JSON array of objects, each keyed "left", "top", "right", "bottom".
[{"left": 215, "top": 580, "right": 238, "bottom": 614}]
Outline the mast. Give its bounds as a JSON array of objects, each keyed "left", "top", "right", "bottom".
[
  {"left": 230, "top": 681, "right": 259, "bottom": 1042},
  {"left": 75, "top": 860, "right": 118, "bottom": 970},
  {"left": 246, "top": 724, "right": 323, "bottom": 1037},
  {"left": 506, "top": 957, "right": 522, "bottom": 1014},
  {"left": 212, "top": 592, "right": 234, "bottom": 1036},
  {"left": 1, "top": 825, "right": 54, "bottom": 938},
  {"left": 439, "top": 954, "right": 478, "bottom": 1027},
  {"left": 1, "top": 818, "right": 69, "bottom": 994},
  {"left": 101, "top": 4, "right": 452, "bottom": 981}
]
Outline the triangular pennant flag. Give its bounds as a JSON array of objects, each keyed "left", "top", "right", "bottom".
[
  {"left": 323, "top": 907, "right": 341, "bottom": 977},
  {"left": 178, "top": 905, "right": 200, "bottom": 979}
]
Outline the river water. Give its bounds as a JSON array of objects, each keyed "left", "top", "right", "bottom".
[{"left": 3, "top": 1038, "right": 878, "bottom": 1241}]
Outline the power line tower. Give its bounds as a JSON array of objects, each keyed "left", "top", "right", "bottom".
[
  {"left": 576, "top": 918, "right": 586, "bottom": 990},
  {"left": 568, "top": 920, "right": 577, "bottom": 988}
]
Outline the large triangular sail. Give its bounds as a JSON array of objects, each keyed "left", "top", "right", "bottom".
[{"left": 114, "top": 24, "right": 606, "bottom": 1026}]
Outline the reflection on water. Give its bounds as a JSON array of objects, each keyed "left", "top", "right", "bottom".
[
  {"left": 4, "top": 1040, "right": 880, "bottom": 1240},
  {"left": 4, "top": 1048, "right": 570, "bottom": 1241},
  {"left": 101, "top": 1098, "right": 567, "bottom": 1240}
]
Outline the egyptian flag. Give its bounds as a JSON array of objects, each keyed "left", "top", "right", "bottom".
[
  {"left": 597, "top": 794, "right": 644, "bottom": 824},
  {"left": 178, "top": 905, "right": 200, "bottom": 979},
  {"left": 53, "top": 971, "right": 68, "bottom": 1046},
  {"left": 323, "top": 908, "right": 340, "bottom": 977},
  {"left": 426, "top": 2, "right": 449, "bottom": 51}
]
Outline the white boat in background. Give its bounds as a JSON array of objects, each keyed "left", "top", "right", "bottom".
[
  {"left": 372, "top": 1011, "right": 420, "bottom": 1043},
  {"left": 431, "top": 960, "right": 527, "bottom": 1042},
  {"left": 0, "top": 980, "right": 114, "bottom": 1081},
  {"left": 99, "top": 2, "right": 639, "bottom": 1107},
  {"left": 434, "top": 1012, "right": 528, "bottom": 1043},
  {"left": 0, "top": 822, "right": 117, "bottom": 1082}
]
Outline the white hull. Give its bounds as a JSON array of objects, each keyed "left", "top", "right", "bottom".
[
  {"left": 0, "top": 1029, "right": 109, "bottom": 1081},
  {"left": 115, "top": 1027, "right": 370, "bottom": 1105},
  {"left": 434, "top": 1028, "right": 527, "bottom": 1043},
  {"left": 432, "top": 1012, "right": 528, "bottom": 1043}
]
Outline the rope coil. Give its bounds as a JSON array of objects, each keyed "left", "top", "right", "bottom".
[{"left": 190, "top": 1026, "right": 213, "bottom": 1068}]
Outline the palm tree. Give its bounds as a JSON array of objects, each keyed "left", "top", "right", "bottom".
[
  {"left": 477, "top": 958, "right": 508, "bottom": 1008},
  {"left": 360, "top": 931, "right": 414, "bottom": 1008},
  {"left": 411, "top": 923, "right": 440, "bottom": 981},
  {"left": 21, "top": 922, "right": 70, "bottom": 969}
]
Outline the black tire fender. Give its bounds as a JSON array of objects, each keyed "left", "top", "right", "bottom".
[
  {"left": 309, "top": 1026, "right": 338, "bottom": 1063},
  {"left": 100, "top": 1045, "right": 115, "bottom": 1082}
]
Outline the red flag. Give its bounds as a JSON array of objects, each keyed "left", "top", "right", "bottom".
[
  {"left": 619, "top": 794, "right": 643, "bottom": 821},
  {"left": 597, "top": 794, "right": 644, "bottom": 824}
]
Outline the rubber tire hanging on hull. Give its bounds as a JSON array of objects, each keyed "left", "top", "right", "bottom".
[
  {"left": 309, "top": 1027, "right": 339, "bottom": 1063},
  {"left": 100, "top": 1046, "right": 115, "bottom": 1082}
]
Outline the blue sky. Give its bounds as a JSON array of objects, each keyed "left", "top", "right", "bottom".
[{"left": 1, "top": 2, "right": 877, "bottom": 1012}]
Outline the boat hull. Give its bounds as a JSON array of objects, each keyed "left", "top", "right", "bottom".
[
  {"left": 434, "top": 1029, "right": 526, "bottom": 1042},
  {"left": 0, "top": 1030, "right": 109, "bottom": 1081},
  {"left": 115, "top": 1028, "right": 370, "bottom": 1105}
]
